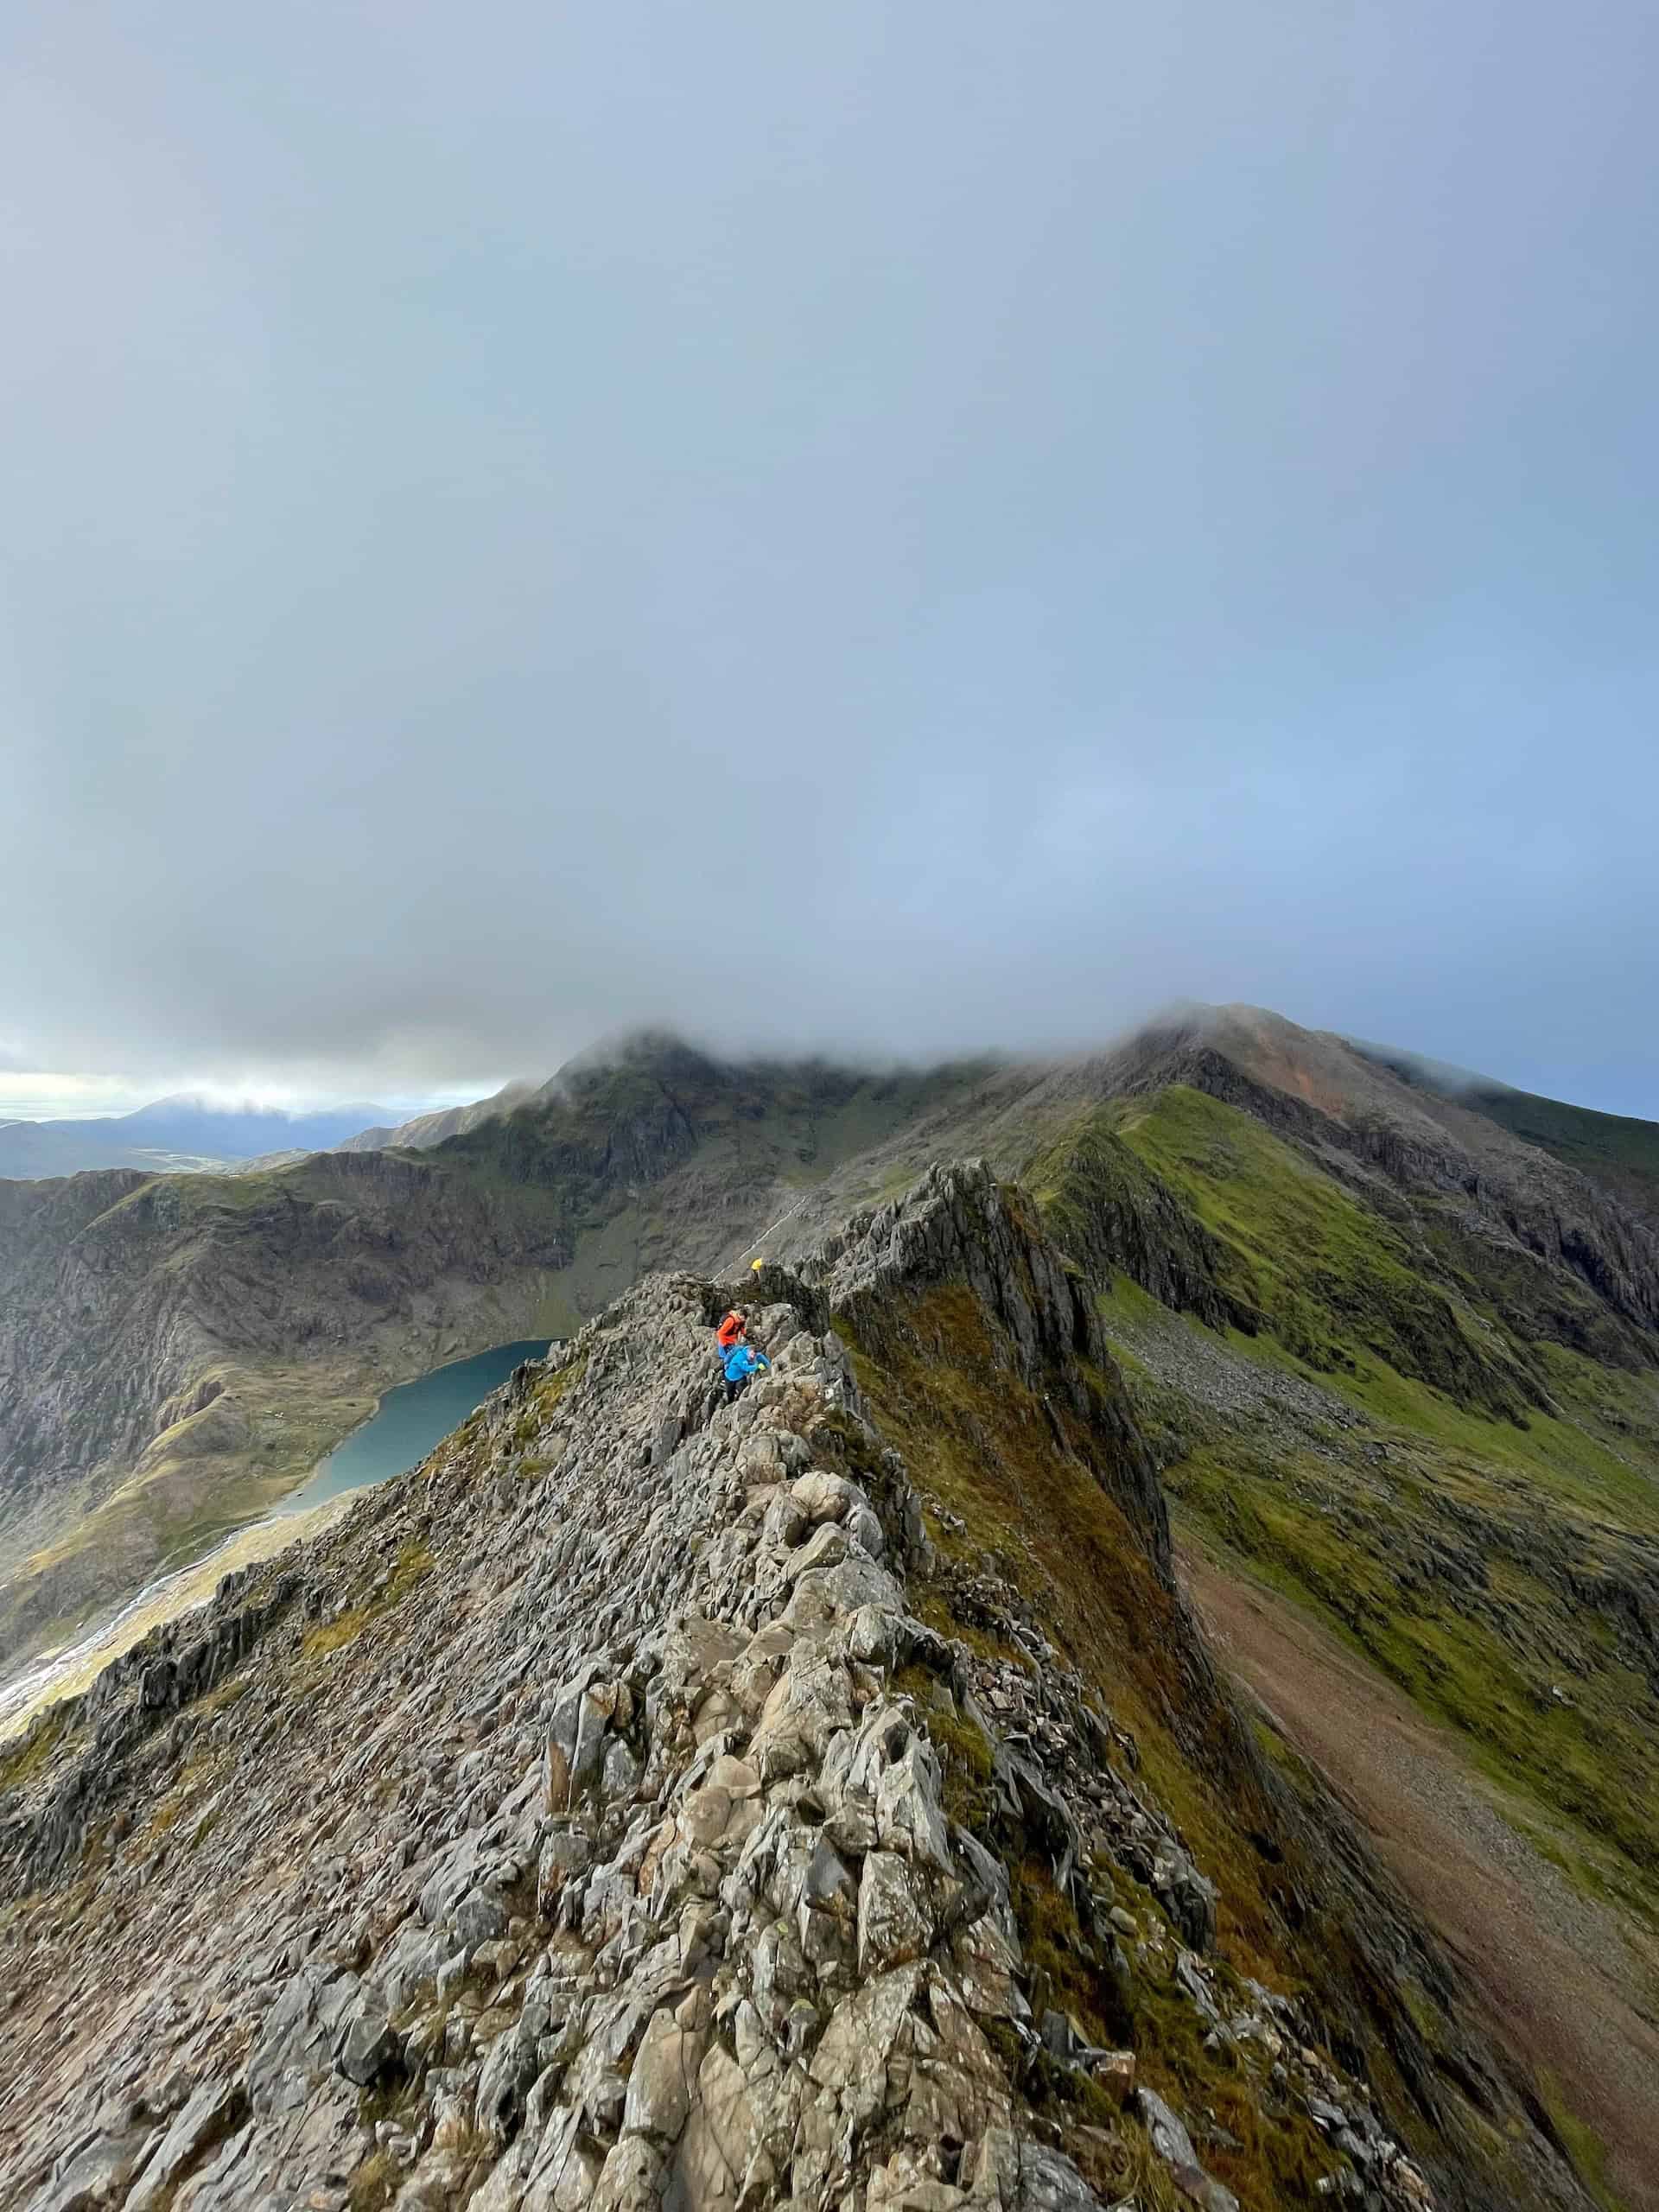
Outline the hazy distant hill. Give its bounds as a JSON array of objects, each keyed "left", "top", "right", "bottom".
[
  {"left": 332, "top": 1078, "right": 539, "bottom": 1153},
  {"left": 0, "top": 1096, "right": 393, "bottom": 1180}
]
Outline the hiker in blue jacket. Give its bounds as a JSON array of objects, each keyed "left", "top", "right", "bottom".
[{"left": 721, "top": 1339, "right": 770, "bottom": 1405}]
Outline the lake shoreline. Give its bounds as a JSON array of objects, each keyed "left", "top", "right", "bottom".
[{"left": 0, "top": 1336, "right": 553, "bottom": 1739}]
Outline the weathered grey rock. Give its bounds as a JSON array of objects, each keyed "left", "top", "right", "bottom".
[
  {"left": 784, "top": 1521, "right": 850, "bottom": 1583},
  {"left": 967, "top": 2129, "right": 1107, "bottom": 2212},
  {"left": 622, "top": 2006, "right": 705, "bottom": 2142},
  {"left": 1154, "top": 1843, "right": 1219, "bottom": 1955},
  {"left": 1137, "top": 2086, "right": 1241, "bottom": 2212},
  {"left": 857, "top": 1850, "right": 934, "bottom": 1973},
  {"left": 126, "top": 2078, "right": 245, "bottom": 2212},
  {"left": 27, "top": 2129, "right": 150, "bottom": 2212},
  {"left": 337, "top": 2005, "right": 402, "bottom": 2088},
  {"left": 454, "top": 1885, "right": 510, "bottom": 1949},
  {"left": 0, "top": 1173, "right": 1471, "bottom": 2212},
  {"left": 671, "top": 2040, "right": 766, "bottom": 2211},
  {"left": 537, "top": 1826, "right": 594, "bottom": 1916}
]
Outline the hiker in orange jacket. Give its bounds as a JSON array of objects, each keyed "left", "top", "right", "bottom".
[{"left": 715, "top": 1306, "right": 747, "bottom": 1357}]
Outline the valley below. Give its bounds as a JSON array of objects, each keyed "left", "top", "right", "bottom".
[
  {"left": 3, "top": 1007, "right": 1658, "bottom": 2210},
  {"left": 0, "top": 1337, "right": 556, "bottom": 1741}
]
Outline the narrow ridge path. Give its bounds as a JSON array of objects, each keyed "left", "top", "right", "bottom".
[{"left": 1182, "top": 1548, "right": 1659, "bottom": 2212}]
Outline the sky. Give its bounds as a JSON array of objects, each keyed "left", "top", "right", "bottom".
[{"left": 3, "top": 3, "right": 1657, "bottom": 1121}]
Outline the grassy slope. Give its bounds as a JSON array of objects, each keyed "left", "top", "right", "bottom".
[
  {"left": 833, "top": 1281, "right": 1571, "bottom": 2212},
  {"left": 1051, "top": 1088, "right": 1659, "bottom": 1929}
]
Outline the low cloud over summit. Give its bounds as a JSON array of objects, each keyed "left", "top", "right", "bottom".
[{"left": 3, "top": 4, "right": 1656, "bottom": 1113}]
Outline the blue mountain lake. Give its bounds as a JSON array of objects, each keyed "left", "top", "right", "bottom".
[{"left": 278, "top": 1339, "right": 551, "bottom": 1515}]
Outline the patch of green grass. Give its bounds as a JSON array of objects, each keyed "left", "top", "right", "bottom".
[
  {"left": 194, "top": 1676, "right": 251, "bottom": 1723},
  {"left": 892, "top": 1662, "right": 997, "bottom": 1831},
  {"left": 910, "top": 1589, "right": 1033, "bottom": 1673},
  {"left": 1097, "top": 1087, "right": 1659, "bottom": 1521},
  {"left": 1167, "top": 1433, "right": 1659, "bottom": 1907},
  {"left": 509, "top": 1352, "right": 589, "bottom": 1452},
  {"left": 1008, "top": 1851, "right": 1128, "bottom": 2046},
  {"left": 1004, "top": 1847, "right": 1339, "bottom": 2211},
  {"left": 0, "top": 1705, "right": 70, "bottom": 1794},
  {"left": 1109, "top": 1086, "right": 1541, "bottom": 1418},
  {"left": 148, "top": 1753, "right": 214, "bottom": 1838},
  {"left": 302, "top": 1607, "right": 374, "bottom": 1657},
  {"left": 1251, "top": 1327, "right": 1658, "bottom": 1525},
  {"left": 302, "top": 1541, "right": 435, "bottom": 1660},
  {"left": 1538, "top": 2070, "right": 1631, "bottom": 2212},
  {"left": 346, "top": 2149, "right": 400, "bottom": 2212}
]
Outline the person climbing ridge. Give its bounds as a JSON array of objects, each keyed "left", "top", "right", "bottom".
[
  {"left": 715, "top": 1305, "right": 747, "bottom": 1358},
  {"left": 721, "top": 1338, "right": 770, "bottom": 1404}
]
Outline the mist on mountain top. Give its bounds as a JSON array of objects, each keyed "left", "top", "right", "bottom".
[{"left": 3, "top": 3, "right": 1656, "bottom": 1115}]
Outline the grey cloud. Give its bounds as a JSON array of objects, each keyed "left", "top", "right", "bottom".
[{"left": 2, "top": 3, "right": 1656, "bottom": 1115}]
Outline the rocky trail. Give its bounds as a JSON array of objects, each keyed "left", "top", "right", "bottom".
[
  {"left": 1185, "top": 1553, "right": 1659, "bottom": 2212},
  {"left": 0, "top": 1166, "right": 1605, "bottom": 2212}
]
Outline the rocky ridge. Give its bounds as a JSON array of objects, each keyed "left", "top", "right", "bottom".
[
  {"left": 0, "top": 1166, "right": 1596, "bottom": 2212},
  {"left": 9, "top": 1011, "right": 1657, "bottom": 1692}
]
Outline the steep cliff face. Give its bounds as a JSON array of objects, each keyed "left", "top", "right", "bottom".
[
  {"left": 1351, "top": 1043, "right": 1659, "bottom": 1229},
  {"left": 0, "top": 1167, "right": 1597, "bottom": 2212},
  {"left": 1020, "top": 1116, "right": 1256, "bottom": 1338}
]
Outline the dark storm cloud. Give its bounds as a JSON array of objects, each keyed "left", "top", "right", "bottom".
[{"left": 3, "top": 3, "right": 1657, "bottom": 1113}]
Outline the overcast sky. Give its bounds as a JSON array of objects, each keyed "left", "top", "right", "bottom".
[{"left": 3, "top": 3, "right": 1656, "bottom": 1119}]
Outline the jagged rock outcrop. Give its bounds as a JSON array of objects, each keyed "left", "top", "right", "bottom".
[
  {"left": 0, "top": 1166, "right": 1597, "bottom": 2212},
  {"left": 1023, "top": 1118, "right": 1255, "bottom": 1338},
  {"left": 801, "top": 1163, "right": 1167, "bottom": 1577}
]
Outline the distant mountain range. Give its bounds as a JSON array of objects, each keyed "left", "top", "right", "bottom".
[{"left": 0, "top": 1096, "right": 393, "bottom": 1180}]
